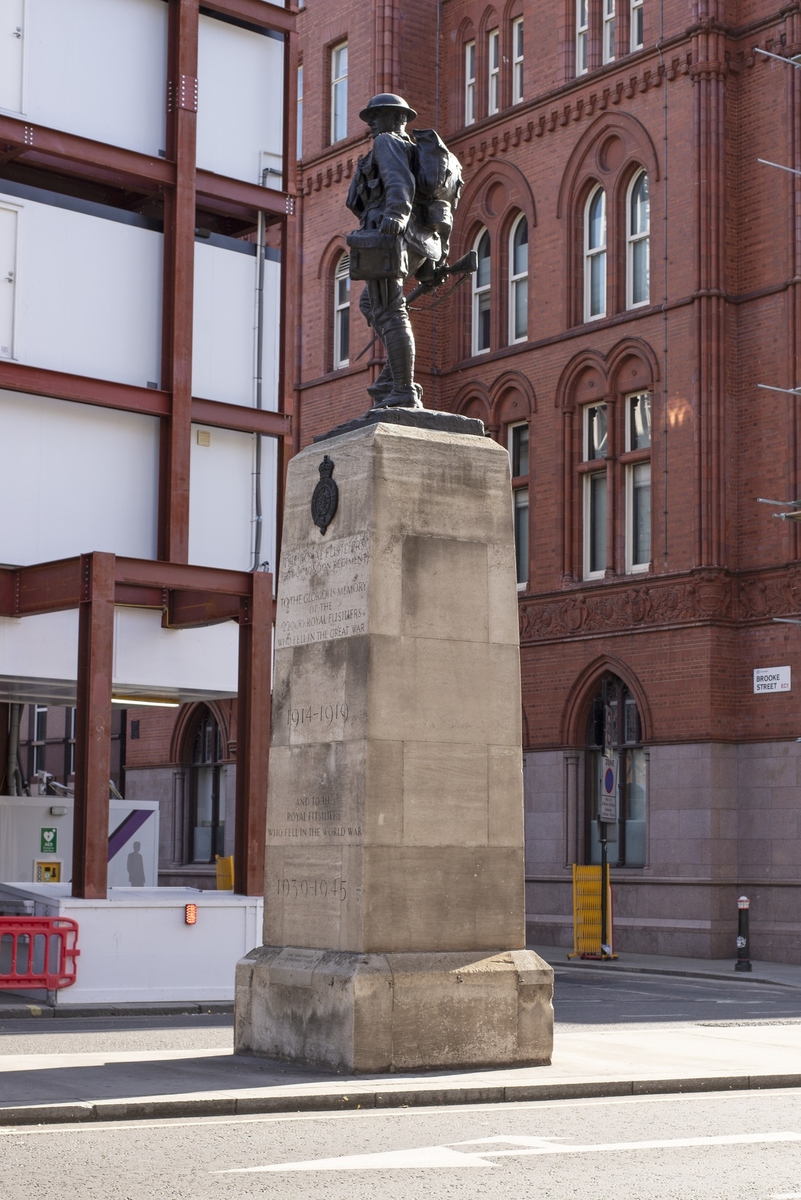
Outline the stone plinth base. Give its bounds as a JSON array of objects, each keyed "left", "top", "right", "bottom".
[{"left": 235, "top": 945, "right": 553, "bottom": 1073}]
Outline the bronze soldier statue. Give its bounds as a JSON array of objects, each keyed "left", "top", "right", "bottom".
[{"left": 346, "top": 94, "right": 470, "bottom": 411}]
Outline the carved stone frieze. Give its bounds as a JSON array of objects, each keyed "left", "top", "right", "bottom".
[
  {"left": 737, "top": 564, "right": 801, "bottom": 622},
  {"left": 519, "top": 569, "right": 741, "bottom": 643}
]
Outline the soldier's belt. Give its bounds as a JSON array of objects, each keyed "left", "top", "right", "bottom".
[{"left": 347, "top": 230, "right": 408, "bottom": 280}]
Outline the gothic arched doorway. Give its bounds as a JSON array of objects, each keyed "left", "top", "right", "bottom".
[{"left": 585, "top": 673, "right": 647, "bottom": 867}]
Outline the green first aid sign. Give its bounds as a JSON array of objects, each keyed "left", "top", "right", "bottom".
[{"left": 40, "top": 827, "right": 57, "bottom": 854}]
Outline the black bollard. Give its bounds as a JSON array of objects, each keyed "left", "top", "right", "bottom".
[{"left": 735, "top": 895, "right": 752, "bottom": 972}]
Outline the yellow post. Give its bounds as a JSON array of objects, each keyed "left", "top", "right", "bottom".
[
  {"left": 215, "top": 854, "right": 234, "bottom": 891},
  {"left": 568, "top": 864, "right": 615, "bottom": 958}
]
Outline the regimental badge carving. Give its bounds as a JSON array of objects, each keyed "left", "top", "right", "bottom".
[{"left": 311, "top": 455, "right": 339, "bottom": 535}]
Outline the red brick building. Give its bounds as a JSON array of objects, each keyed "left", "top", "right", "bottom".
[{"left": 291, "top": 0, "right": 801, "bottom": 962}]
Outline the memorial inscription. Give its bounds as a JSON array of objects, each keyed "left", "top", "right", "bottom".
[{"left": 275, "top": 532, "right": 369, "bottom": 650}]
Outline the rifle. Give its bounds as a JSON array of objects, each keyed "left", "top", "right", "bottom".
[{"left": 353, "top": 250, "right": 478, "bottom": 363}]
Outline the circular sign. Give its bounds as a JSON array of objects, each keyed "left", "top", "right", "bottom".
[{"left": 604, "top": 767, "right": 615, "bottom": 794}]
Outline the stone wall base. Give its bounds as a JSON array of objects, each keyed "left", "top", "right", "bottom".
[{"left": 235, "top": 946, "right": 554, "bottom": 1073}]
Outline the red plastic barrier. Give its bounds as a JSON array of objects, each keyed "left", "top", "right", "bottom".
[{"left": 0, "top": 917, "right": 80, "bottom": 990}]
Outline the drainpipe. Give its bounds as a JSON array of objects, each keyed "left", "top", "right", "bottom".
[
  {"left": 6, "top": 704, "right": 21, "bottom": 796},
  {"left": 252, "top": 201, "right": 267, "bottom": 572}
]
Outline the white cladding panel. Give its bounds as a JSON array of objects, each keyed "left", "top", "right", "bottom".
[
  {"left": 0, "top": 389, "right": 159, "bottom": 565},
  {"left": 197, "top": 14, "right": 284, "bottom": 184},
  {"left": 0, "top": 610, "right": 79, "bottom": 684},
  {"left": 6, "top": 0, "right": 168, "bottom": 156},
  {"left": 0, "top": 0, "right": 25, "bottom": 113},
  {"left": 0, "top": 202, "right": 18, "bottom": 359},
  {"left": 192, "top": 244, "right": 280, "bottom": 409},
  {"left": 4, "top": 193, "right": 163, "bottom": 387},
  {"left": 262, "top": 255, "right": 281, "bottom": 410},
  {"left": 0, "top": 608, "right": 239, "bottom": 697},
  {"left": 189, "top": 424, "right": 278, "bottom": 573},
  {"left": 193, "top": 243, "right": 256, "bottom": 406},
  {"left": 114, "top": 609, "right": 239, "bottom": 696}
]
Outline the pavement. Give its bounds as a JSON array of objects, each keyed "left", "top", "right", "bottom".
[
  {"left": 531, "top": 945, "right": 801, "bottom": 989},
  {"left": 1, "top": 947, "right": 801, "bottom": 1127}
]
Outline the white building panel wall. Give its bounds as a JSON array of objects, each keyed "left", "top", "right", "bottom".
[
  {"left": 190, "top": 424, "right": 255, "bottom": 572},
  {"left": 3, "top": 191, "right": 162, "bottom": 388},
  {"left": 193, "top": 242, "right": 256, "bottom": 406},
  {"left": 0, "top": 0, "right": 25, "bottom": 114},
  {"left": 114, "top": 609, "right": 239, "bottom": 697},
  {"left": 197, "top": 14, "right": 284, "bottom": 185},
  {"left": 5, "top": 0, "right": 168, "bottom": 157},
  {"left": 0, "top": 610, "right": 79, "bottom": 687},
  {"left": 0, "top": 202, "right": 18, "bottom": 359},
  {"left": 192, "top": 242, "right": 281, "bottom": 409},
  {"left": 0, "top": 389, "right": 159, "bottom": 566},
  {"left": 0, "top": 608, "right": 238, "bottom": 700},
  {"left": 262, "top": 255, "right": 281, "bottom": 411}
]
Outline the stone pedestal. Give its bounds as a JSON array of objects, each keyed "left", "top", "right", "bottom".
[{"left": 235, "top": 420, "right": 554, "bottom": 1071}]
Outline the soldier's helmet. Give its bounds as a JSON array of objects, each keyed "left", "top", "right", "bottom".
[{"left": 359, "top": 93, "right": 417, "bottom": 123}]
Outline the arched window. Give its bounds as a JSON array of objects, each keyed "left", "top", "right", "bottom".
[
  {"left": 576, "top": 0, "right": 589, "bottom": 75},
  {"left": 488, "top": 27, "right": 500, "bottom": 115},
  {"left": 630, "top": 0, "right": 644, "bottom": 50},
  {"left": 465, "top": 40, "right": 476, "bottom": 125},
  {"left": 333, "top": 253, "right": 350, "bottom": 369},
  {"left": 512, "top": 17, "right": 524, "bottom": 104},
  {"left": 603, "top": 0, "right": 616, "bottom": 63},
  {"left": 472, "top": 229, "right": 491, "bottom": 354},
  {"left": 189, "top": 708, "right": 226, "bottom": 864},
  {"left": 585, "top": 674, "right": 646, "bottom": 867},
  {"left": 627, "top": 169, "right": 650, "bottom": 309},
  {"left": 509, "top": 214, "right": 528, "bottom": 343},
  {"left": 584, "top": 186, "right": 606, "bottom": 321}
]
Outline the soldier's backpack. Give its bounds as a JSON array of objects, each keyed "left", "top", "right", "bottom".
[{"left": 413, "top": 129, "right": 463, "bottom": 208}]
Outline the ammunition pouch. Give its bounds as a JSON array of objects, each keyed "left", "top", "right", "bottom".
[{"left": 347, "top": 229, "right": 408, "bottom": 280}]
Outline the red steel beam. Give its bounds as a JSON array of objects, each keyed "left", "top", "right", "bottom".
[
  {"left": 196, "top": 170, "right": 294, "bottom": 220},
  {"left": 202, "top": 0, "right": 296, "bottom": 35},
  {"left": 72, "top": 553, "right": 115, "bottom": 899},
  {"left": 6, "top": 559, "right": 82, "bottom": 616},
  {"left": 115, "top": 557, "right": 254, "bottom": 596},
  {"left": 191, "top": 397, "right": 291, "bottom": 437},
  {"left": 0, "top": 115, "right": 294, "bottom": 218},
  {"left": 159, "top": 0, "right": 200, "bottom": 564},
  {"left": 166, "top": 590, "right": 242, "bottom": 627},
  {"left": 0, "top": 362, "right": 171, "bottom": 417},
  {"left": 0, "top": 115, "right": 174, "bottom": 190},
  {"left": 0, "top": 361, "right": 292, "bottom": 436},
  {"left": 234, "top": 570, "right": 273, "bottom": 895},
  {"left": 0, "top": 556, "right": 258, "bottom": 619},
  {"left": 115, "top": 583, "right": 165, "bottom": 608}
]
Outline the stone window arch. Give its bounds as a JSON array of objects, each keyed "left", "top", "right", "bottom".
[
  {"left": 556, "top": 341, "right": 657, "bottom": 582},
  {"left": 557, "top": 114, "right": 659, "bottom": 327},
  {"left": 451, "top": 161, "right": 537, "bottom": 360}
]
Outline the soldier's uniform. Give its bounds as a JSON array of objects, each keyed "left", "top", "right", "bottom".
[{"left": 346, "top": 94, "right": 445, "bottom": 408}]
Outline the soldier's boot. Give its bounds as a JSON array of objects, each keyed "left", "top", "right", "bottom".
[
  {"left": 367, "top": 361, "right": 394, "bottom": 404},
  {"left": 375, "top": 325, "right": 423, "bottom": 409}
]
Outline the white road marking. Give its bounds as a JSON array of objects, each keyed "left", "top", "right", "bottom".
[
  {"left": 770, "top": 1194, "right": 801, "bottom": 1198},
  {"left": 217, "top": 1131, "right": 801, "bottom": 1173}
]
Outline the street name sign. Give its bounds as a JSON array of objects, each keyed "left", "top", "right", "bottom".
[{"left": 753, "top": 666, "right": 791, "bottom": 694}]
